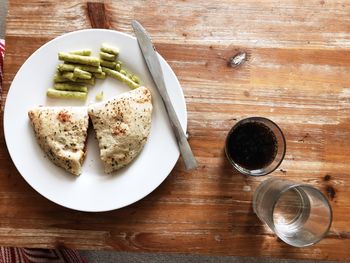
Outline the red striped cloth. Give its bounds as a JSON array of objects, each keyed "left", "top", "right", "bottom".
[
  {"left": 0, "top": 40, "right": 87, "bottom": 262},
  {"left": 0, "top": 39, "right": 4, "bottom": 94},
  {"left": 0, "top": 247, "right": 87, "bottom": 263}
]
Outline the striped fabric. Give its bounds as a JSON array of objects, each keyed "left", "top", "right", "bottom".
[
  {"left": 0, "top": 39, "right": 4, "bottom": 94},
  {"left": 0, "top": 40, "right": 87, "bottom": 262},
  {"left": 0, "top": 247, "right": 87, "bottom": 263}
]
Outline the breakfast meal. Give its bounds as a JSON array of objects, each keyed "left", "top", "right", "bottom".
[
  {"left": 88, "top": 86, "right": 153, "bottom": 173},
  {"left": 28, "top": 106, "right": 89, "bottom": 176},
  {"left": 28, "top": 43, "right": 153, "bottom": 175},
  {"left": 48, "top": 44, "right": 141, "bottom": 100}
]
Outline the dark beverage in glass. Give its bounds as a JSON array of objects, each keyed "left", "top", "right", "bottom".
[{"left": 225, "top": 117, "right": 286, "bottom": 176}]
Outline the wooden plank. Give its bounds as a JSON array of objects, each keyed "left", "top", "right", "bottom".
[{"left": 2, "top": 0, "right": 350, "bottom": 260}]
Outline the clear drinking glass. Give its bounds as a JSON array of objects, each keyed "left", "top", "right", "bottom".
[
  {"left": 253, "top": 178, "right": 332, "bottom": 247},
  {"left": 225, "top": 117, "right": 286, "bottom": 176}
]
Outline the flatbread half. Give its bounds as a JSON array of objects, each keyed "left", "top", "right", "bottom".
[
  {"left": 28, "top": 106, "right": 89, "bottom": 176},
  {"left": 88, "top": 86, "right": 153, "bottom": 173}
]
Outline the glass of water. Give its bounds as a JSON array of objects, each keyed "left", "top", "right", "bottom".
[{"left": 253, "top": 178, "right": 332, "bottom": 247}]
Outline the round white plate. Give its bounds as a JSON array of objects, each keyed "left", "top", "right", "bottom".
[{"left": 3, "top": 29, "right": 186, "bottom": 212}]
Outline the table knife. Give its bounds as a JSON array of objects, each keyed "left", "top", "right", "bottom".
[{"left": 132, "top": 20, "right": 198, "bottom": 170}]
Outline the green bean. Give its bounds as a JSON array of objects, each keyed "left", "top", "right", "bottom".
[
  {"left": 100, "top": 51, "right": 116, "bottom": 61},
  {"left": 73, "top": 68, "right": 92, "bottom": 79},
  {"left": 100, "top": 59, "right": 116, "bottom": 69},
  {"left": 58, "top": 63, "right": 102, "bottom": 73},
  {"left": 62, "top": 72, "right": 77, "bottom": 81},
  {"left": 101, "top": 44, "right": 119, "bottom": 55},
  {"left": 75, "top": 77, "right": 96, "bottom": 85},
  {"left": 115, "top": 63, "right": 121, "bottom": 71},
  {"left": 47, "top": 88, "right": 87, "bottom": 100},
  {"left": 54, "top": 73, "right": 94, "bottom": 85},
  {"left": 58, "top": 52, "right": 100, "bottom": 66},
  {"left": 93, "top": 72, "right": 106, "bottom": 79},
  {"left": 65, "top": 63, "right": 102, "bottom": 73},
  {"left": 120, "top": 69, "right": 127, "bottom": 76},
  {"left": 126, "top": 72, "right": 133, "bottom": 79},
  {"left": 131, "top": 74, "right": 140, "bottom": 84},
  {"left": 76, "top": 65, "right": 102, "bottom": 73},
  {"left": 57, "top": 64, "right": 75, "bottom": 72},
  {"left": 54, "top": 74, "right": 69, "bottom": 83},
  {"left": 95, "top": 91, "right": 104, "bottom": 101},
  {"left": 54, "top": 83, "right": 88, "bottom": 92},
  {"left": 102, "top": 67, "right": 140, "bottom": 89},
  {"left": 69, "top": 49, "right": 92, "bottom": 56}
]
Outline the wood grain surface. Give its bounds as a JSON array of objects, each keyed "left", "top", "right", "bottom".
[{"left": 2, "top": 0, "right": 350, "bottom": 260}]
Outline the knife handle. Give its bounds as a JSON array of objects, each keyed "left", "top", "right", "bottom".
[
  {"left": 162, "top": 94, "right": 198, "bottom": 170},
  {"left": 177, "top": 129, "right": 198, "bottom": 170}
]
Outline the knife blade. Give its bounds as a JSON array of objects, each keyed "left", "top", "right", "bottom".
[{"left": 132, "top": 20, "right": 198, "bottom": 170}]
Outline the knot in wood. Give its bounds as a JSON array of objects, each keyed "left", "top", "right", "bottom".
[{"left": 228, "top": 52, "right": 247, "bottom": 68}]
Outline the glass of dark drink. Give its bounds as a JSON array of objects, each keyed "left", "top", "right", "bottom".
[{"left": 225, "top": 117, "right": 286, "bottom": 176}]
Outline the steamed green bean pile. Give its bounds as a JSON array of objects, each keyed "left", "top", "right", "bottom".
[{"left": 47, "top": 44, "right": 141, "bottom": 100}]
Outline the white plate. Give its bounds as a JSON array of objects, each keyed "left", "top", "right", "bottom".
[{"left": 3, "top": 29, "right": 186, "bottom": 212}]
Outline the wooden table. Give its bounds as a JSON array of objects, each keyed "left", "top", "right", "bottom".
[{"left": 2, "top": 0, "right": 350, "bottom": 261}]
